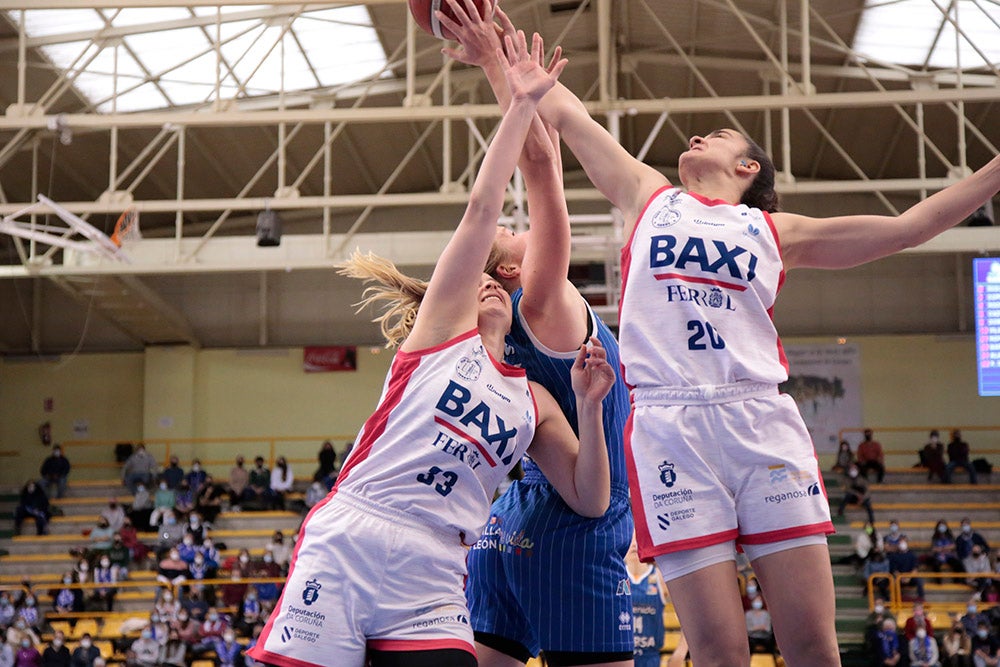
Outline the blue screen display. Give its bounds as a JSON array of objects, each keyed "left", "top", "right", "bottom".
[{"left": 974, "top": 257, "right": 1000, "bottom": 396}]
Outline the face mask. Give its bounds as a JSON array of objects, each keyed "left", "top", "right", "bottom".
[
  {"left": 136, "top": 485, "right": 145, "bottom": 492},
  {"left": 223, "top": 633, "right": 235, "bottom": 643},
  {"left": 179, "top": 614, "right": 188, "bottom": 622},
  {"left": 968, "top": 605, "right": 978, "bottom": 614},
  {"left": 751, "top": 599, "right": 763, "bottom": 610},
  {"left": 15, "top": 621, "right": 26, "bottom": 630},
  {"left": 865, "top": 526, "right": 874, "bottom": 535},
  {"left": 183, "top": 537, "right": 194, "bottom": 546},
  {"left": 195, "top": 558, "right": 204, "bottom": 565},
  {"left": 978, "top": 629, "right": 989, "bottom": 639},
  {"left": 746, "top": 585, "right": 757, "bottom": 595},
  {"left": 192, "top": 464, "right": 201, "bottom": 472},
  {"left": 240, "top": 555, "right": 249, "bottom": 564},
  {"left": 63, "top": 577, "right": 72, "bottom": 584},
  {"left": 141, "top": 630, "right": 152, "bottom": 639},
  {"left": 190, "top": 519, "right": 199, "bottom": 527},
  {"left": 209, "top": 614, "right": 219, "bottom": 622},
  {"left": 962, "top": 525, "right": 971, "bottom": 533},
  {"left": 80, "top": 639, "right": 92, "bottom": 648},
  {"left": 937, "top": 525, "right": 946, "bottom": 533},
  {"left": 79, "top": 563, "right": 89, "bottom": 572},
  {"left": 53, "top": 639, "right": 63, "bottom": 648},
  {"left": 164, "top": 593, "right": 172, "bottom": 602},
  {"left": 165, "top": 516, "right": 176, "bottom": 525},
  {"left": 100, "top": 559, "right": 110, "bottom": 567},
  {"left": 849, "top": 469, "right": 858, "bottom": 478},
  {"left": 170, "top": 552, "right": 180, "bottom": 560},
  {"left": 25, "top": 598, "right": 35, "bottom": 607},
  {"left": 916, "top": 629, "right": 926, "bottom": 639},
  {"left": 247, "top": 593, "right": 257, "bottom": 601},
  {"left": 263, "top": 554, "right": 273, "bottom": 564},
  {"left": 889, "top": 524, "right": 899, "bottom": 534},
  {"left": 160, "top": 483, "right": 168, "bottom": 491},
  {"left": 150, "top": 614, "right": 159, "bottom": 623},
  {"left": 898, "top": 541, "right": 908, "bottom": 551},
  {"left": 874, "top": 604, "right": 884, "bottom": 614},
  {"left": 20, "top": 640, "right": 30, "bottom": 649}
]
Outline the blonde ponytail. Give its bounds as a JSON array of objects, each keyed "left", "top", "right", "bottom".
[{"left": 336, "top": 250, "right": 428, "bottom": 348}]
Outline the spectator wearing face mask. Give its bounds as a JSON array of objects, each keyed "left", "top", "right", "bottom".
[
  {"left": 192, "top": 608, "right": 229, "bottom": 655},
  {"left": 857, "top": 428, "right": 886, "bottom": 483},
  {"left": 923, "top": 520, "right": 963, "bottom": 579},
  {"left": 154, "top": 590, "right": 180, "bottom": 624},
  {"left": 173, "top": 481, "right": 195, "bottom": 517},
  {"left": 904, "top": 603, "right": 935, "bottom": 642},
  {"left": 741, "top": 577, "right": 765, "bottom": 611},
  {"left": 14, "top": 481, "right": 49, "bottom": 536},
  {"left": 169, "top": 610, "right": 199, "bottom": 645},
  {"left": 148, "top": 482, "right": 177, "bottom": 528},
  {"left": 90, "top": 556, "right": 118, "bottom": 612},
  {"left": 964, "top": 547, "right": 993, "bottom": 595},
  {"left": 84, "top": 518, "right": 114, "bottom": 562},
  {"left": 14, "top": 636, "right": 41, "bottom": 667},
  {"left": 158, "top": 630, "right": 186, "bottom": 667},
  {"left": 195, "top": 475, "right": 225, "bottom": 524},
  {"left": 49, "top": 572, "right": 82, "bottom": 616},
  {"left": 99, "top": 499, "right": 126, "bottom": 534},
  {"left": 69, "top": 634, "right": 99, "bottom": 667},
  {"left": 837, "top": 463, "right": 876, "bottom": 523},
  {"left": 184, "top": 513, "right": 207, "bottom": 545},
  {"left": 155, "top": 511, "right": 185, "bottom": 557},
  {"left": 17, "top": 593, "right": 41, "bottom": 632},
  {"left": 129, "top": 627, "right": 160, "bottom": 667},
  {"left": 944, "top": 429, "right": 978, "bottom": 485},
  {"left": 908, "top": 624, "right": 940, "bottom": 667},
  {"left": 875, "top": 618, "right": 903, "bottom": 667},
  {"left": 265, "top": 531, "right": 290, "bottom": 572},
  {"left": 41, "top": 629, "right": 71, "bottom": 667},
  {"left": 39, "top": 446, "right": 71, "bottom": 500},
  {"left": 884, "top": 519, "right": 905, "bottom": 554},
  {"left": 159, "top": 457, "right": 185, "bottom": 490},
  {"left": 971, "top": 622, "right": 1000, "bottom": 666},
  {"left": 234, "top": 588, "right": 262, "bottom": 637},
  {"left": 888, "top": 537, "right": 925, "bottom": 601},
  {"left": 212, "top": 630, "right": 244, "bottom": 667},
  {"left": 185, "top": 460, "right": 207, "bottom": 494},
  {"left": 245, "top": 457, "right": 273, "bottom": 510},
  {"left": 863, "top": 549, "right": 892, "bottom": 601},
  {"left": 864, "top": 599, "right": 897, "bottom": 659},
  {"left": 746, "top": 594, "right": 775, "bottom": 656},
  {"left": 227, "top": 456, "right": 250, "bottom": 510},
  {"left": 956, "top": 518, "right": 991, "bottom": 561},
  {"left": 121, "top": 444, "right": 156, "bottom": 494},
  {"left": 269, "top": 457, "right": 294, "bottom": 511},
  {"left": 919, "top": 430, "right": 946, "bottom": 483},
  {"left": 156, "top": 549, "right": 190, "bottom": 586}
]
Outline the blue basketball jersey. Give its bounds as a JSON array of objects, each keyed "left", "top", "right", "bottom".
[{"left": 630, "top": 566, "right": 666, "bottom": 665}]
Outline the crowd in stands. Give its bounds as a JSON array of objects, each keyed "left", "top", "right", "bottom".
[{"left": 834, "top": 428, "right": 989, "bottom": 487}]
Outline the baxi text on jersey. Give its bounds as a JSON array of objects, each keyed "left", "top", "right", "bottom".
[
  {"left": 649, "top": 234, "right": 759, "bottom": 283},
  {"left": 435, "top": 380, "right": 519, "bottom": 467}
]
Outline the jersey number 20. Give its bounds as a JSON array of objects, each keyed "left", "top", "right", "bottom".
[{"left": 687, "top": 319, "right": 726, "bottom": 350}]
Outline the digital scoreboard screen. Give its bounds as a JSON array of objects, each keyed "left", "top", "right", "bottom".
[{"left": 974, "top": 257, "right": 1000, "bottom": 396}]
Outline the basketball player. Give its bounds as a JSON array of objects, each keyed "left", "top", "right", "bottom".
[
  {"left": 457, "top": 8, "right": 1000, "bottom": 666},
  {"left": 247, "top": 32, "right": 616, "bottom": 667},
  {"left": 624, "top": 535, "right": 688, "bottom": 667},
  {"left": 437, "top": 2, "right": 634, "bottom": 666}
]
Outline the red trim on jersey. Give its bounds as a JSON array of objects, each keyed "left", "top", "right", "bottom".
[
  {"left": 251, "top": 490, "right": 337, "bottom": 665},
  {"left": 368, "top": 638, "right": 477, "bottom": 655},
  {"left": 761, "top": 210, "right": 782, "bottom": 259},
  {"left": 398, "top": 328, "right": 478, "bottom": 359},
  {"left": 685, "top": 190, "right": 738, "bottom": 207},
  {"left": 642, "top": 528, "right": 742, "bottom": 560},
  {"left": 738, "top": 520, "right": 836, "bottom": 545},
  {"left": 623, "top": 410, "right": 655, "bottom": 558},
  {"left": 484, "top": 345, "right": 527, "bottom": 377},
  {"left": 336, "top": 351, "right": 422, "bottom": 487},
  {"left": 654, "top": 272, "right": 748, "bottom": 292},
  {"left": 246, "top": 648, "right": 325, "bottom": 667},
  {"left": 434, "top": 416, "right": 498, "bottom": 468},
  {"left": 761, "top": 209, "right": 789, "bottom": 373}
]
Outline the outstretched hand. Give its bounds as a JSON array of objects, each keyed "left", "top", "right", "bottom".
[
  {"left": 496, "top": 30, "right": 567, "bottom": 104},
  {"left": 571, "top": 337, "right": 615, "bottom": 404},
  {"left": 438, "top": 0, "right": 503, "bottom": 68}
]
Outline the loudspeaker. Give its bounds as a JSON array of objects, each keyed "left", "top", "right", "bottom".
[{"left": 256, "top": 209, "right": 282, "bottom": 246}]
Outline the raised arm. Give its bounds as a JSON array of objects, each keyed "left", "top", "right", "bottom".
[
  {"left": 526, "top": 337, "right": 614, "bottom": 517},
  {"left": 776, "top": 154, "right": 1000, "bottom": 271},
  {"left": 440, "top": 0, "right": 587, "bottom": 349},
  {"left": 402, "top": 31, "right": 568, "bottom": 352}
]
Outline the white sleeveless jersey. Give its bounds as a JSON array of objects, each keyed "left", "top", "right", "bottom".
[
  {"left": 620, "top": 186, "right": 788, "bottom": 389},
  {"left": 334, "top": 329, "right": 538, "bottom": 542}
]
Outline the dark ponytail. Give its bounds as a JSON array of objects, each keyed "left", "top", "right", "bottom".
[{"left": 741, "top": 136, "right": 780, "bottom": 213}]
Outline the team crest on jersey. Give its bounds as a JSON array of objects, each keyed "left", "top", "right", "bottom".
[
  {"left": 658, "top": 461, "right": 677, "bottom": 488},
  {"left": 616, "top": 578, "right": 631, "bottom": 596},
  {"left": 301, "top": 579, "right": 321, "bottom": 606},
  {"left": 651, "top": 191, "right": 682, "bottom": 228},
  {"left": 456, "top": 356, "right": 482, "bottom": 381}
]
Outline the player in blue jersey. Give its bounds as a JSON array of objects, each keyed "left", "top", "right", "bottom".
[
  {"left": 472, "top": 11, "right": 1000, "bottom": 666},
  {"left": 625, "top": 535, "right": 688, "bottom": 667},
  {"left": 438, "top": 2, "right": 634, "bottom": 665}
]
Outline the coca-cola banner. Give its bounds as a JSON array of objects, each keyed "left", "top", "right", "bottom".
[{"left": 303, "top": 346, "right": 357, "bottom": 372}]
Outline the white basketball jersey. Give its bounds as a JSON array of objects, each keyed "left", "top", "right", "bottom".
[
  {"left": 335, "top": 329, "right": 538, "bottom": 542},
  {"left": 620, "top": 187, "right": 788, "bottom": 389}
]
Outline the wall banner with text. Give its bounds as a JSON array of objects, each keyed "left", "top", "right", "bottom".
[{"left": 779, "top": 343, "right": 863, "bottom": 452}]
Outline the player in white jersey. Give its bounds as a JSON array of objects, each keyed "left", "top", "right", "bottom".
[
  {"left": 248, "top": 33, "right": 616, "bottom": 667},
  {"left": 489, "top": 12, "right": 1000, "bottom": 666}
]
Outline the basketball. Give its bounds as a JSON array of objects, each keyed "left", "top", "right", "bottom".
[{"left": 408, "top": 0, "right": 490, "bottom": 40}]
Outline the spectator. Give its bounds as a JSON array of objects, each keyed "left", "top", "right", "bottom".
[
  {"left": 265, "top": 531, "right": 291, "bottom": 572},
  {"left": 6, "top": 619, "right": 40, "bottom": 655},
  {"left": 919, "top": 430, "right": 947, "bottom": 483},
  {"left": 746, "top": 596, "right": 775, "bottom": 656},
  {"left": 885, "top": 519, "right": 905, "bottom": 554},
  {"left": 837, "top": 463, "right": 876, "bottom": 523},
  {"left": 159, "top": 456, "right": 184, "bottom": 490},
  {"left": 68, "top": 634, "right": 99, "bottom": 667},
  {"left": 39, "top": 447, "right": 70, "bottom": 500},
  {"left": 904, "top": 603, "right": 935, "bottom": 642},
  {"left": 170, "top": 610, "right": 199, "bottom": 646},
  {"left": 945, "top": 429, "right": 978, "bottom": 484},
  {"left": 73, "top": 558, "right": 90, "bottom": 584},
  {"left": 128, "top": 628, "right": 159, "bottom": 667},
  {"left": 121, "top": 444, "right": 157, "bottom": 494},
  {"left": 180, "top": 588, "right": 209, "bottom": 623},
  {"left": 909, "top": 625, "right": 941, "bottom": 667},
  {"left": 741, "top": 576, "right": 765, "bottom": 611},
  {"left": 85, "top": 518, "right": 114, "bottom": 560},
  {"left": 269, "top": 457, "right": 294, "bottom": 510},
  {"left": 875, "top": 618, "right": 903, "bottom": 666},
  {"left": 889, "top": 538, "right": 925, "bottom": 601},
  {"left": 177, "top": 534, "right": 198, "bottom": 563},
  {"left": 963, "top": 548, "right": 993, "bottom": 595},
  {"left": 127, "top": 484, "right": 153, "bottom": 532},
  {"left": 189, "top": 550, "right": 215, "bottom": 582},
  {"left": 971, "top": 621, "right": 1000, "bottom": 666},
  {"left": 227, "top": 456, "right": 249, "bottom": 510},
  {"left": 13, "top": 481, "right": 49, "bottom": 536},
  {"left": 942, "top": 622, "right": 972, "bottom": 667},
  {"left": 41, "top": 631, "right": 71, "bottom": 667},
  {"left": 155, "top": 511, "right": 184, "bottom": 556},
  {"left": 156, "top": 548, "right": 189, "bottom": 586},
  {"left": 956, "top": 518, "right": 991, "bottom": 561},
  {"left": 148, "top": 612, "right": 170, "bottom": 646},
  {"left": 314, "top": 441, "right": 337, "bottom": 483},
  {"left": 99, "top": 499, "right": 125, "bottom": 534},
  {"left": 846, "top": 521, "right": 884, "bottom": 568},
  {"left": 118, "top": 519, "right": 149, "bottom": 564},
  {"left": 252, "top": 552, "right": 281, "bottom": 610},
  {"left": 962, "top": 601, "right": 990, "bottom": 637},
  {"left": 50, "top": 573, "right": 82, "bottom": 616},
  {"left": 195, "top": 475, "right": 225, "bottom": 524},
  {"left": 246, "top": 457, "right": 272, "bottom": 509},
  {"left": 924, "top": 520, "right": 964, "bottom": 578},
  {"left": 833, "top": 439, "right": 854, "bottom": 473},
  {"left": 17, "top": 594, "right": 41, "bottom": 632},
  {"left": 0, "top": 591, "right": 15, "bottom": 627},
  {"left": 219, "top": 567, "right": 248, "bottom": 609},
  {"left": 198, "top": 538, "right": 220, "bottom": 570},
  {"left": 864, "top": 549, "right": 893, "bottom": 601},
  {"left": 14, "top": 637, "right": 41, "bottom": 667},
  {"left": 304, "top": 480, "right": 327, "bottom": 510},
  {"left": 234, "top": 589, "right": 262, "bottom": 637},
  {"left": 107, "top": 533, "right": 131, "bottom": 574},
  {"left": 212, "top": 631, "right": 244, "bottom": 667},
  {"left": 158, "top": 630, "right": 186, "bottom": 667},
  {"left": 173, "top": 481, "right": 195, "bottom": 517},
  {"left": 185, "top": 512, "right": 208, "bottom": 545},
  {"left": 90, "top": 556, "right": 117, "bottom": 612},
  {"left": 857, "top": 428, "right": 886, "bottom": 483},
  {"left": 0, "top": 641, "right": 12, "bottom": 667},
  {"left": 153, "top": 590, "right": 180, "bottom": 624},
  {"left": 192, "top": 608, "right": 229, "bottom": 654},
  {"left": 149, "top": 482, "right": 176, "bottom": 528},
  {"left": 186, "top": 459, "right": 207, "bottom": 494}
]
